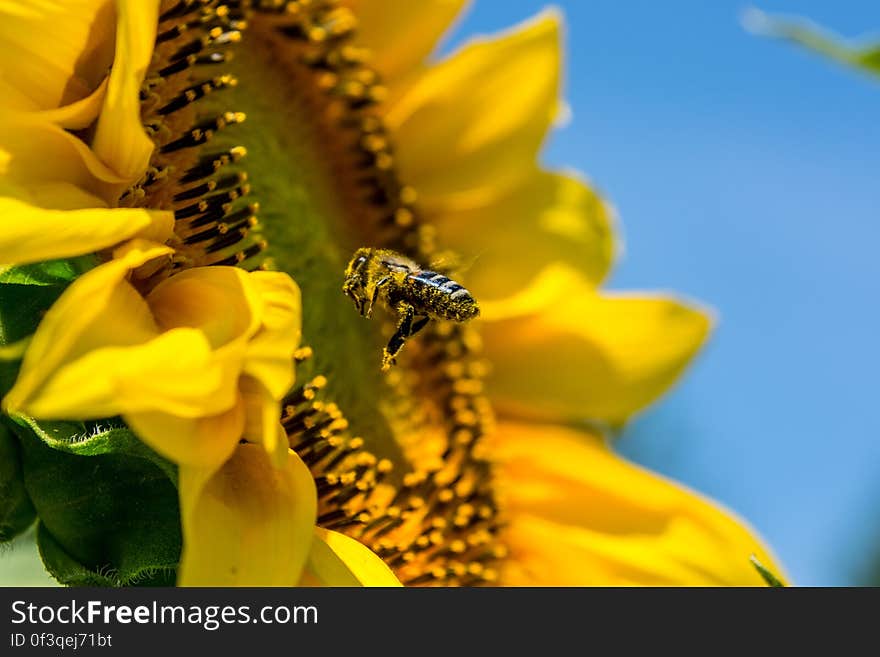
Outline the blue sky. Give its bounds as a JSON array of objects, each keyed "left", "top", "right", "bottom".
[{"left": 448, "top": 1, "right": 880, "bottom": 585}]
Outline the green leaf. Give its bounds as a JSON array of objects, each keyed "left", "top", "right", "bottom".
[
  {"left": 0, "top": 420, "right": 36, "bottom": 542},
  {"left": 857, "top": 46, "right": 880, "bottom": 72},
  {"left": 0, "top": 256, "right": 95, "bottom": 397},
  {"left": 0, "top": 256, "right": 95, "bottom": 287},
  {"left": 0, "top": 283, "right": 67, "bottom": 347},
  {"left": 750, "top": 554, "right": 786, "bottom": 587},
  {"left": 14, "top": 424, "right": 181, "bottom": 587}
]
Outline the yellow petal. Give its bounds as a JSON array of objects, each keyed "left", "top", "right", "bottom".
[
  {"left": 0, "top": 196, "right": 172, "bottom": 266},
  {"left": 242, "top": 271, "right": 302, "bottom": 399},
  {"left": 16, "top": 328, "right": 230, "bottom": 419},
  {"left": 91, "top": 0, "right": 159, "bottom": 185},
  {"left": 491, "top": 421, "right": 786, "bottom": 586},
  {"left": 239, "top": 376, "right": 287, "bottom": 466},
  {"left": 433, "top": 170, "right": 617, "bottom": 300},
  {"left": 3, "top": 241, "right": 235, "bottom": 421},
  {"left": 147, "top": 269, "right": 300, "bottom": 398},
  {"left": 342, "top": 0, "right": 468, "bottom": 83},
  {"left": 148, "top": 268, "right": 300, "bottom": 465},
  {"left": 385, "top": 11, "right": 561, "bottom": 210},
  {"left": 178, "top": 444, "right": 317, "bottom": 586},
  {"left": 4, "top": 241, "right": 168, "bottom": 412},
  {"left": 127, "top": 400, "right": 245, "bottom": 471},
  {"left": 481, "top": 266, "right": 713, "bottom": 427},
  {"left": 27, "top": 78, "right": 109, "bottom": 131},
  {"left": 0, "top": 113, "right": 128, "bottom": 203},
  {"left": 0, "top": 0, "right": 114, "bottom": 113},
  {"left": 147, "top": 267, "right": 262, "bottom": 350},
  {"left": 3, "top": 181, "right": 104, "bottom": 211},
  {"left": 300, "top": 528, "right": 402, "bottom": 587}
]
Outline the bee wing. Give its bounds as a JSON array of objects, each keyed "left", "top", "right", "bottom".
[{"left": 428, "top": 250, "right": 483, "bottom": 276}]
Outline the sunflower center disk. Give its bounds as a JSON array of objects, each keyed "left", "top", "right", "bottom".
[{"left": 135, "top": 0, "right": 505, "bottom": 585}]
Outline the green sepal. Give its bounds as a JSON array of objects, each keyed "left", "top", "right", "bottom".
[
  {"left": 13, "top": 422, "right": 181, "bottom": 587},
  {"left": 0, "top": 420, "right": 36, "bottom": 542},
  {"left": 37, "top": 524, "right": 176, "bottom": 587},
  {"left": 13, "top": 416, "right": 177, "bottom": 485},
  {"left": 36, "top": 524, "right": 117, "bottom": 586}
]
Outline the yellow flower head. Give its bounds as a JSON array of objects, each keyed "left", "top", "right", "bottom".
[{"left": 0, "top": 0, "right": 785, "bottom": 587}]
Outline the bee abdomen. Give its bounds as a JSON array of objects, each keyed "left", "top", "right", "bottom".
[{"left": 409, "top": 270, "right": 479, "bottom": 321}]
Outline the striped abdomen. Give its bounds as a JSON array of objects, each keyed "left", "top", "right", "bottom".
[{"left": 406, "top": 270, "right": 479, "bottom": 322}]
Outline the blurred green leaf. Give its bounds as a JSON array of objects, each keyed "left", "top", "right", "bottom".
[{"left": 745, "top": 7, "right": 880, "bottom": 78}]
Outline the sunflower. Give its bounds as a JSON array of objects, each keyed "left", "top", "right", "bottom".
[{"left": 0, "top": 0, "right": 783, "bottom": 586}]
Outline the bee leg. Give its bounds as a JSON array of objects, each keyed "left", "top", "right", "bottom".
[
  {"left": 408, "top": 315, "right": 430, "bottom": 337},
  {"left": 366, "top": 276, "right": 390, "bottom": 318},
  {"left": 382, "top": 302, "right": 416, "bottom": 371}
]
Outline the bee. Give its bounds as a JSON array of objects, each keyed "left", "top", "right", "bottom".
[{"left": 342, "top": 247, "right": 480, "bottom": 370}]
